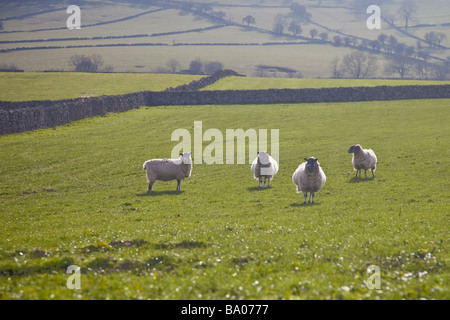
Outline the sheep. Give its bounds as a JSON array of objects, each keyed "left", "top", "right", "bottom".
[
  {"left": 143, "top": 152, "right": 192, "bottom": 191},
  {"left": 251, "top": 151, "right": 279, "bottom": 188},
  {"left": 292, "top": 157, "right": 326, "bottom": 204},
  {"left": 347, "top": 144, "right": 377, "bottom": 179}
]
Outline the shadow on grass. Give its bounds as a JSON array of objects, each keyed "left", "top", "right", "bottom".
[
  {"left": 348, "top": 176, "right": 375, "bottom": 183},
  {"left": 290, "top": 202, "right": 321, "bottom": 207},
  {"left": 136, "top": 190, "right": 184, "bottom": 197},
  {"left": 247, "top": 186, "right": 272, "bottom": 192}
]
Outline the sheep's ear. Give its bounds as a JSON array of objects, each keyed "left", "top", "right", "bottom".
[
  {"left": 179, "top": 153, "right": 183, "bottom": 156},
  {"left": 257, "top": 151, "right": 259, "bottom": 154},
  {"left": 315, "top": 158, "right": 318, "bottom": 161},
  {"left": 304, "top": 158, "right": 308, "bottom": 161}
]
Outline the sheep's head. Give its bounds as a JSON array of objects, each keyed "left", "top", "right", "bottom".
[
  {"left": 179, "top": 152, "right": 192, "bottom": 164},
  {"left": 348, "top": 144, "right": 362, "bottom": 153},
  {"left": 257, "top": 151, "right": 270, "bottom": 165},
  {"left": 304, "top": 157, "right": 319, "bottom": 171}
]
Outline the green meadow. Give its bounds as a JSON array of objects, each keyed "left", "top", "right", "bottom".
[
  {"left": 204, "top": 76, "right": 450, "bottom": 90},
  {"left": 0, "top": 90, "right": 448, "bottom": 299},
  {"left": 0, "top": 72, "right": 202, "bottom": 101}
]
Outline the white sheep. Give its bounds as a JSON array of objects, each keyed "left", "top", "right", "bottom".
[
  {"left": 347, "top": 144, "right": 377, "bottom": 179},
  {"left": 292, "top": 157, "right": 326, "bottom": 204},
  {"left": 143, "top": 152, "right": 192, "bottom": 191},
  {"left": 251, "top": 151, "right": 279, "bottom": 188}
]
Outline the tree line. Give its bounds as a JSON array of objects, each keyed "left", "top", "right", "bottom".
[
  {"left": 331, "top": 50, "right": 450, "bottom": 80},
  {"left": 67, "top": 54, "right": 224, "bottom": 75}
]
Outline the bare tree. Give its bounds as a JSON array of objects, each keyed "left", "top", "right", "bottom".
[
  {"left": 69, "top": 54, "right": 104, "bottom": 72},
  {"left": 197, "top": 4, "right": 212, "bottom": 14},
  {"left": 204, "top": 61, "right": 223, "bottom": 74},
  {"left": 319, "top": 32, "right": 328, "bottom": 41},
  {"left": 242, "top": 15, "right": 256, "bottom": 26},
  {"left": 212, "top": 11, "right": 226, "bottom": 20},
  {"left": 394, "top": 43, "right": 407, "bottom": 56},
  {"left": 309, "top": 29, "right": 318, "bottom": 39},
  {"left": 166, "top": 59, "right": 181, "bottom": 73},
  {"left": 425, "top": 32, "right": 436, "bottom": 47},
  {"left": 397, "top": 0, "right": 417, "bottom": 29},
  {"left": 341, "top": 52, "right": 378, "bottom": 78},
  {"left": 405, "top": 45, "right": 415, "bottom": 57},
  {"left": 433, "top": 62, "right": 450, "bottom": 80},
  {"left": 288, "top": 21, "right": 302, "bottom": 36},
  {"left": 417, "top": 50, "right": 430, "bottom": 61},
  {"left": 273, "top": 14, "right": 287, "bottom": 34},
  {"left": 330, "top": 57, "right": 344, "bottom": 78},
  {"left": 435, "top": 33, "right": 447, "bottom": 46},
  {"left": 425, "top": 31, "right": 447, "bottom": 47},
  {"left": 289, "top": 3, "right": 311, "bottom": 23},
  {"left": 189, "top": 58, "right": 203, "bottom": 74},
  {"left": 415, "top": 61, "right": 433, "bottom": 79},
  {"left": 333, "top": 35, "right": 342, "bottom": 46},
  {"left": 385, "top": 56, "right": 414, "bottom": 79}
]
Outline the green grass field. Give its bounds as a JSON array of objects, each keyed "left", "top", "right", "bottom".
[
  {"left": 0, "top": 92, "right": 448, "bottom": 299},
  {"left": 204, "top": 76, "right": 450, "bottom": 90},
  {"left": 0, "top": 72, "right": 202, "bottom": 101}
]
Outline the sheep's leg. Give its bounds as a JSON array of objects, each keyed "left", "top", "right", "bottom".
[
  {"left": 267, "top": 177, "right": 271, "bottom": 188},
  {"left": 259, "top": 177, "right": 263, "bottom": 188},
  {"left": 308, "top": 193, "right": 312, "bottom": 203},
  {"left": 364, "top": 169, "right": 368, "bottom": 179},
  {"left": 147, "top": 180, "right": 156, "bottom": 191},
  {"left": 312, "top": 193, "right": 315, "bottom": 204},
  {"left": 303, "top": 192, "right": 307, "bottom": 204},
  {"left": 263, "top": 176, "right": 268, "bottom": 187},
  {"left": 371, "top": 168, "right": 375, "bottom": 178},
  {"left": 176, "top": 180, "right": 181, "bottom": 191}
]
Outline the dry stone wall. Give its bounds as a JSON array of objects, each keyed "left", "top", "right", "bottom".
[{"left": 1, "top": 78, "right": 449, "bottom": 136}]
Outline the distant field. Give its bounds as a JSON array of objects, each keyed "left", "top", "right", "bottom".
[
  {"left": 204, "top": 76, "right": 450, "bottom": 90},
  {"left": 1, "top": 0, "right": 449, "bottom": 76},
  {"left": 0, "top": 72, "right": 202, "bottom": 101},
  {"left": 0, "top": 44, "right": 356, "bottom": 78},
  {"left": 0, "top": 98, "right": 448, "bottom": 299}
]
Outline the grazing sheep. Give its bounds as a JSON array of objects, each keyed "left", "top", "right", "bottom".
[
  {"left": 251, "top": 151, "right": 279, "bottom": 188},
  {"left": 292, "top": 157, "right": 326, "bottom": 204},
  {"left": 347, "top": 144, "right": 377, "bottom": 179},
  {"left": 143, "top": 152, "right": 192, "bottom": 191}
]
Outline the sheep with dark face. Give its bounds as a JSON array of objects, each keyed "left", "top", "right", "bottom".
[
  {"left": 143, "top": 152, "right": 192, "bottom": 191},
  {"left": 251, "top": 151, "right": 279, "bottom": 188},
  {"left": 292, "top": 157, "right": 326, "bottom": 204},
  {"left": 347, "top": 144, "right": 377, "bottom": 179}
]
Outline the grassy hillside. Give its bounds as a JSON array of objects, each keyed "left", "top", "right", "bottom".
[
  {"left": 1, "top": 0, "right": 449, "bottom": 78},
  {"left": 0, "top": 72, "right": 202, "bottom": 101},
  {"left": 0, "top": 98, "right": 448, "bottom": 299},
  {"left": 2, "top": 72, "right": 449, "bottom": 102},
  {"left": 204, "top": 76, "right": 450, "bottom": 90}
]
